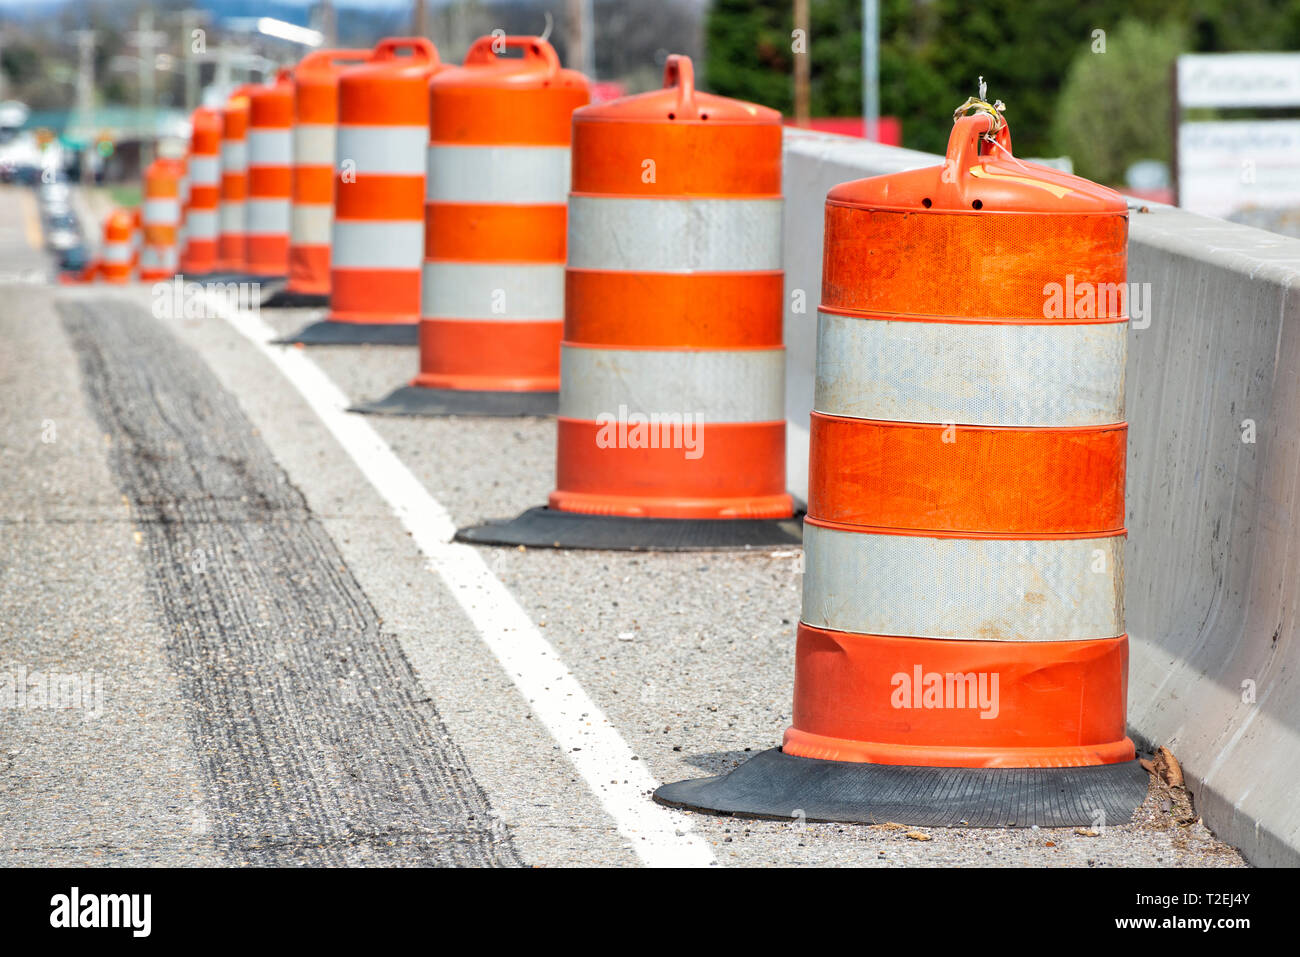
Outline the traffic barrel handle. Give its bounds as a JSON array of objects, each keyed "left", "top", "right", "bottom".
[
  {"left": 662, "top": 54, "right": 697, "bottom": 116},
  {"left": 939, "top": 105, "right": 1014, "bottom": 204},
  {"left": 463, "top": 34, "right": 560, "bottom": 76},
  {"left": 296, "top": 47, "right": 370, "bottom": 73},
  {"left": 371, "top": 36, "right": 439, "bottom": 65}
]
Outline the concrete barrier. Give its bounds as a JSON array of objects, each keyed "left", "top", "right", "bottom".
[{"left": 781, "top": 126, "right": 1300, "bottom": 866}]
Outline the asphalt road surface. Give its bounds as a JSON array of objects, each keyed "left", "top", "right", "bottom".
[{"left": 0, "top": 187, "right": 1248, "bottom": 867}]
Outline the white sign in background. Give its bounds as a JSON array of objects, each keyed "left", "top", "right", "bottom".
[
  {"left": 1177, "top": 54, "right": 1300, "bottom": 218},
  {"left": 1178, "top": 120, "right": 1300, "bottom": 219},
  {"left": 1178, "top": 53, "right": 1300, "bottom": 108}
]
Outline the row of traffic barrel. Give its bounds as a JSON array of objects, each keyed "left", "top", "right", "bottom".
[{"left": 74, "top": 35, "right": 1150, "bottom": 830}]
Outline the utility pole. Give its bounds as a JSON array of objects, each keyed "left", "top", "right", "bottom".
[
  {"left": 567, "top": 0, "right": 595, "bottom": 77},
  {"left": 73, "top": 30, "right": 95, "bottom": 124},
  {"left": 794, "top": 0, "right": 810, "bottom": 127},
  {"left": 128, "top": 10, "right": 167, "bottom": 167},
  {"left": 412, "top": 0, "right": 428, "bottom": 39},
  {"left": 317, "top": 0, "right": 337, "bottom": 48},
  {"left": 862, "top": 0, "right": 879, "bottom": 141},
  {"left": 181, "top": 9, "right": 201, "bottom": 112}
]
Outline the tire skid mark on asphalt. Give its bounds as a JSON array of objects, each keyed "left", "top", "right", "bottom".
[{"left": 61, "top": 300, "right": 520, "bottom": 866}]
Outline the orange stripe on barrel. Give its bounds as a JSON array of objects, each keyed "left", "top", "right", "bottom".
[
  {"left": 425, "top": 203, "right": 566, "bottom": 262},
  {"left": 330, "top": 267, "right": 421, "bottom": 322},
  {"left": 821, "top": 204, "right": 1128, "bottom": 320},
  {"left": 415, "top": 319, "right": 562, "bottom": 391},
  {"left": 550, "top": 417, "right": 789, "bottom": 519},
  {"left": 564, "top": 270, "right": 783, "bottom": 347},
  {"left": 786, "top": 623, "right": 1133, "bottom": 768},
  {"left": 335, "top": 175, "right": 424, "bottom": 220},
  {"left": 571, "top": 122, "right": 781, "bottom": 197},
  {"left": 808, "top": 413, "right": 1127, "bottom": 536}
]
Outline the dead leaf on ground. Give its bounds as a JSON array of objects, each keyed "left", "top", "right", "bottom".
[{"left": 1154, "top": 746, "right": 1184, "bottom": 787}]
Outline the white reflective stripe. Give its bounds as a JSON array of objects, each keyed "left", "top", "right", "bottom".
[
  {"left": 101, "top": 242, "right": 132, "bottom": 264},
  {"left": 294, "top": 123, "right": 336, "bottom": 164},
  {"left": 247, "top": 128, "right": 292, "bottom": 167},
  {"left": 421, "top": 262, "right": 563, "bottom": 320},
  {"left": 221, "top": 142, "right": 247, "bottom": 172},
  {"left": 426, "top": 144, "right": 570, "bottom": 204},
  {"left": 330, "top": 220, "right": 424, "bottom": 269},
  {"left": 815, "top": 312, "right": 1127, "bottom": 427},
  {"left": 140, "top": 246, "right": 176, "bottom": 269},
  {"left": 801, "top": 523, "right": 1123, "bottom": 642},
  {"left": 567, "top": 196, "right": 782, "bottom": 273},
  {"left": 559, "top": 346, "right": 785, "bottom": 422},
  {"left": 143, "top": 198, "right": 180, "bottom": 224},
  {"left": 188, "top": 156, "right": 220, "bottom": 185},
  {"left": 291, "top": 203, "right": 333, "bottom": 245},
  {"left": 246, "top": 199, "right": 291, "bottom": 235},
  {"left": 179, "top": 176, "right": 190, "bottom": 204},
  {"left": 219, "top": 202, "right": 245, "bottom": 232},
  {"left": 186, "top": 209, "right": 218, "bottom": 237},
  {"left": 335, "top": 125, "right": 427, "bottom": 176}
]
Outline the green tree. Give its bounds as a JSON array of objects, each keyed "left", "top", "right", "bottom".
[
  {"left": 1052, "top": 19, "right": 1185, "bottom": 185},
  {"left": 703, "top": 0, "right": 1300, "bottom": 158}
]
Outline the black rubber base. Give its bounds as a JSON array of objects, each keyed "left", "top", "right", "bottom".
[
  {"left": 455, "top": 505, "right": 803, "bottom": 551},
  {"left": 653, "top": 748, "right": 1150, "bottom": 827},
  {"left": 185, "top": 271, "right": 269, "bottom": 286},
  {"left": 262, "top": 289, "right": 328, "bottom": 309},
  {"left": 259, "top": 284, "right": 328, "bottom": 309},
  {"left": 351, "top": 385, "right": 559, "bottom": 418},
  {"left": 277, "top": 320, "right": 418, "bottom": 346}
]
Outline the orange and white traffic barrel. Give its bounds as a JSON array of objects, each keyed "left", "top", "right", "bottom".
[
  {"left": 139, "top": 156, "right": 183, "bottom": 280},
  {"left": 285, "top": 38, "right": 443, "bottom": 345},
  {"left": 244, "top": 68, "right": 294, "bottom": 278},
  {"left": 216, "top": 85, "right": 256, "bottom": 273},
  {"left": 656, "top": 103, "right": 1149, "bottom": 827},
  {"left": 456, "top": 55, "right": 800, "bottom": 550},
  {"left": 268, "top": 48, "right": 368, "bottom": 306},
  {"left": 359, "top": 34, "right": 589, "bottom": 416},
  {"left": 97, "top": 207, "right": 136, "bottom": 284},
  {"left": 179, "top": 107, "right": 222, "bottom": 275}
]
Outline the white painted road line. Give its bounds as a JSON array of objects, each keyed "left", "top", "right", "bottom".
[{"left": 207, "top": 295, "right": 716, "bottom": 868}]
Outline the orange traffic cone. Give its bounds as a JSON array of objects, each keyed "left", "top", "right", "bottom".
[
  {"left": 265, "top": 48, "right": 369, "bottom": 307},
  {"left": 244, "top": 68, "right": 295, "bottom": 278},
  {"left": 356, "top": 34, "right": 589, "bottom": 417},
  {"left": 215, "top": 85, "right": 259, "bottom": 275},
  {"left": 97, "top": 208, "right": 136, "bottom": 284},
  {"left": 179, "top": 107, "right": 222, "bottom": 276},
  {"left": 284, "top": 38, "right": 444, "bottom": 345},
  {"left": 655, "top": 103, "right": 1148, "bottom": 827},
  {"left": 457, "top": 55, "right": 799, "bottom": 550},
  {"left": 139, "top": 156, "right": 184, "bottom": 280}
]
